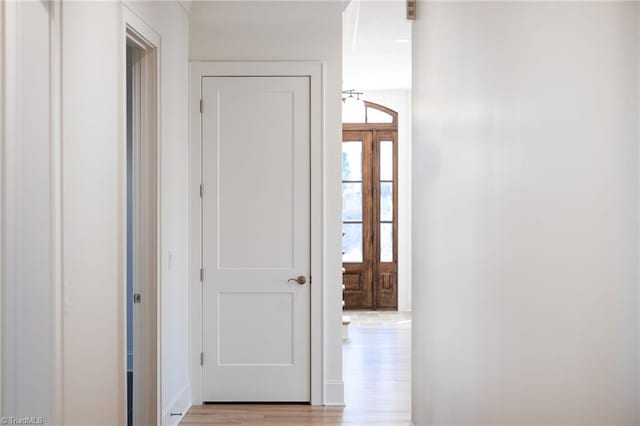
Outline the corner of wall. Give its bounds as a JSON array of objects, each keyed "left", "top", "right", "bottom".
[{"left": 162, "top": 382, "right": 191, "bottom": 425}]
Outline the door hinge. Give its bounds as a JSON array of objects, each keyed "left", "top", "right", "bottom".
[
  {"left": 133, "top": 293, "right": 142, "bottom": 304},
  {"left": 200, "top": 184, "right": 204, "bottom": 198},
  {"left": 200, "top": 99, "right": 203, "bottom": 113},
  {"left": 200, "top": 352, "right": 204, "bottom": 366},
  {"left": 200, "top": 268, "right": 204, "bottom": 282}
]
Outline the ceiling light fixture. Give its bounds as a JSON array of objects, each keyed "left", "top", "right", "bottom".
[{"left": 342, "top": 89, "right": 364, "bottom": 103}]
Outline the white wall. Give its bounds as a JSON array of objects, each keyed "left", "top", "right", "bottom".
[
  {"left": 0, "top": 0, "right": 4, "bottom": 411},
  {"left": 61, "top": 2, "right": 124, "bottom": 424},
  {"left": 412, "top": 2, "right": 639, "bottom": 425},
  {"left": 189, "top": 1, "right": 345, "bottom": 405},
  {"left": 2, "top": 1, "right": 55, "bottom": 421},
  {"left": 355, "top": 90, "right": 412, "bottom": 312},
  {"left": 123, "top": 2, "right": 192, "bottom": 423},
  {"left": 61, "top": 1, "right": 190, "bottom": 424},
  {"left": 2, "top": 2, "right": 189, "bottom": 423}
]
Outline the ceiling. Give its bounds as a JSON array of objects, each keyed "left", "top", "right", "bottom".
[{"left": 343, "top": 0, "right": 412, "bottom": 91}]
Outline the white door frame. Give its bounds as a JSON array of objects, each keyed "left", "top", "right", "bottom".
[
  {"left": 123, "top": 6, "right": 161, "bottom": 425},
  {"left": 189, "top": 62, "right": 325, "bottom": 405}
]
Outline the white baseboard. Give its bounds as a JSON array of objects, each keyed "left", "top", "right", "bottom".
[
  {"left": 162, "top": 383, "right": 191, "bottom": 425},
  {"left": 324, "top": 380, "right": 344, "bottom": 406}
]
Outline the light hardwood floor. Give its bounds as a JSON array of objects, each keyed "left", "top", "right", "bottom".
[{"left": 181, "top": 311, "right": 411, "bottom": 425}]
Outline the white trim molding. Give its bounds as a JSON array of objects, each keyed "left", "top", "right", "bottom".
[
  {"left": 2, "top": 1, "right": 62, "bottom": 422},
  {"left": 178, "top": 0, "right": 191, "bottom": 16},
  {"left": 50, "top": 1, "right": 63, "bottom": 424},
  {"left": 189, "top": 61, "right": 330, "bottom": 405},
  {"left": 2, "top": 2, "right": 20, "bottom": 416},
  {"left": 162, "top": 382, "right": 191, "bottom": 425},
  {"left": 124, "top": 5, "right": 162, "bottom": 425},
  {"left": 0, "top": 0, "right": 5, "bottom": 415},
  {"left": 324, "top": 379, "right": 345, "bottom": 406}
]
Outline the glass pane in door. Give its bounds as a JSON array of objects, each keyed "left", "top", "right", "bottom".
[
  {"left": 380, "top": 223, "right": 393, "bottom": 262},
  {"left": 367, "top": 107, "right": 393, "bottom": 123},
  {"left": 380, "top": 141, "right": 393, "bottom": 181},
  {"left": 342, "top": 141, "right": 362, "bottom": 180},
  {"left": 343, "top": 223, "right": 363, "bottom": 263},
  {"left": 380, "top": 182, "right": 393, "bottom": 222},
  {"left": 342, "top": 183, "right": 363, "bottom": 221}
]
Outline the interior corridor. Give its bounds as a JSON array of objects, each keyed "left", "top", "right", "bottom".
[{"left": 181, "top": 312, "right": 411, "bottom": 425}]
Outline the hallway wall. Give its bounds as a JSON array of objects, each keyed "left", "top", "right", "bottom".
[
  {"left": 61, "top": 2, "right": 123, "bottom": 424},
  {"left": 412, "top": 2, "right": 639, "bottom": 424},
  {"left": 1, "top": 1, "right": 55, "bottom": 421},
  {"left": 0, "top": 1, "right": 192, "bottom": 424},
  {"left": 61, "top": 2, "right": 191, "bottom": 424},
  {"left": 189, "top": 1, "right": 345, "bottom": 405},
  {"left": 123, "top": 1, "right": 191, "bottom": 423}
]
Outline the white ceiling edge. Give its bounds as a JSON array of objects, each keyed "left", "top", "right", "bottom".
[
  {"left": 343, "top": 0, "right": 412, "bottom": 91},
  {"left": 343, "top": 84, "right": 412, "bottom": 91}
]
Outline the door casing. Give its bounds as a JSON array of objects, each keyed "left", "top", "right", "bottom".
[
  {"left": 189, "top": 62, "right": 326, "bottom": 405},
  {"left": 124, "top": 7, "right": 161, "bottom": 425}
]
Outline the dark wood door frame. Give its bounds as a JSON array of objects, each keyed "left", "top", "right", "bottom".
[{"left": 342, "top": 101, "right": 398, "bottom": 310}]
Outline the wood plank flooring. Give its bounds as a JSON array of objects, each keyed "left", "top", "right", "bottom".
[{"left": 181, "top": 311, "right": 411, "bottom": 425}]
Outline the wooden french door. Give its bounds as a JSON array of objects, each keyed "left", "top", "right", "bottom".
[{"left": 342, "top": 102, "right": 398, "bottom": 310}]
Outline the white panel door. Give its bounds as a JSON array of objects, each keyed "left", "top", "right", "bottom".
[{"left": 201, "top": 76, "right": 310, "bottom": 402}]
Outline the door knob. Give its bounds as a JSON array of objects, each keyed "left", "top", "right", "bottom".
[{"left": 288, "top": 275, "right": 307, "bottom": 285}]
